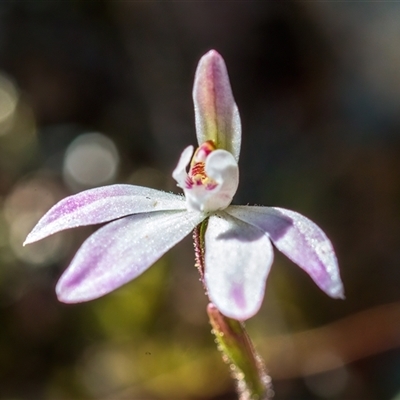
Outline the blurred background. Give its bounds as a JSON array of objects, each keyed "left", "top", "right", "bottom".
[{"left": 0, "top": 1, "right": 399, "bottom": 399}]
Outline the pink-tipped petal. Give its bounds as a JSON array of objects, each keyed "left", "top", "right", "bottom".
[
  {"left": 226, "top": 206, "right": 344, "bottom": 299},
  {"left": 204, "top": 212, "right": 273, "bottom": 320},
  {"left": 193, "top": 50, "right": 241, "bottom": 160},
  {"left": 24, "top": 185, "right": 186, "bottom": 245},
  {"left": 56, "top": 210, "right": 205, "bottom": 303}
]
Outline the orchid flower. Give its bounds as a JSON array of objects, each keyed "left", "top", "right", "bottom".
[{"left": 24, "top": 50, "right": 343, "bottom": 321}]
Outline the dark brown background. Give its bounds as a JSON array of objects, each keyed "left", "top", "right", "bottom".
[{"left": 0, "top": 2, "right": 399, "bottom": 399}]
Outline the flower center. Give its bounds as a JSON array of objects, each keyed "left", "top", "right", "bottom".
[{"left": 186, "top": 140, "right": 217, "bottom": 190}]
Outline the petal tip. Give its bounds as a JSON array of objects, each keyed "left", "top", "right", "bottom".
[
  {"left": 55, "top": 275, "right": 82, "bottom": 304},
  {"left": 218, "top": 305, "right": 258, "bottom": 321},
  {"left": 56, "top": 293, "right": 74, "bottom": 304},
  {"left": 202, "top": 49, "right": 223, "bottom": 63},
  {"left": 23, "top": 232, "right": 36, "bottom": 246},
  {"left": 332, "top": 286, "right": 346, "bottom": 300},
  {"left": 56, "top": 295, "right": 83, "bottom": 304},
  {"left": 323, "top": 278, "right": 345, "bottom": 300},
  {"left": 23, "top": 225, "right": 54, "bottom": 246},
  {"left": 56, "top": 283, "right": 86, "bottom": 304}
]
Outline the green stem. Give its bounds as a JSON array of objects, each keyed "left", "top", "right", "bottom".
[
  {"left": 193, "top": 221, "right": 273, "bottom": 400},
  {"left": 207, "top": 304, "right": 273, "bottom": 400}
]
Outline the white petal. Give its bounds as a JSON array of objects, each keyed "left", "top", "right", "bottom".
[
  {"left": 172, "top": 145, "right": 193, "bottom": 188},
  {"left": 226, "top": 206, "right": 344, "bottom": 299},
  {"left": 56, "top": 210, "right": 205, "bottom": 302},
  {"left": 204, "top": 212, "right": 273, "bottom": 320},
  {"left": 205, "top": 149, "right": 239, "bottom": 206},
  {"left": 24, "top": 184, "right": 186, "bottom": 245}
]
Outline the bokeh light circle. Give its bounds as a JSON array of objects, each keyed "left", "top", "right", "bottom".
[{"left": 63, "top": 132, "right": 119, "bottom": 190}]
